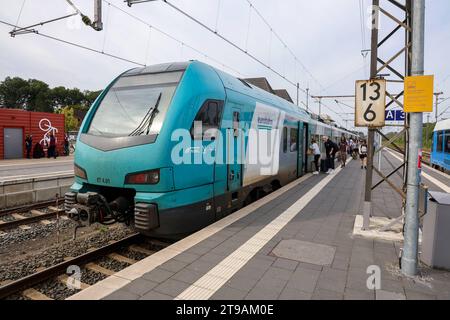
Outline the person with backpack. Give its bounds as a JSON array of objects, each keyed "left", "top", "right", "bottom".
[
  {"left": 359, "top": 140, "right": 368, "bottom": 169},
  {"left": 322, "top": 136, "right": 338, "bottom": 174}
]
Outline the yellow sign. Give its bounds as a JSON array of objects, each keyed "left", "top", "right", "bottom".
[{"left": 404, "top": 75, "right": 434, "bottom": 112}]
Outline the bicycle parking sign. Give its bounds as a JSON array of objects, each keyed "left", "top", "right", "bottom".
[{"left": 355, "top": 79, "right": 386, "bottom": 127}]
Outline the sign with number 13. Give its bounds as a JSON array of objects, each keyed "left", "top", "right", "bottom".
[{"left": 355, "top": 79, "right": 386, "bottom": 127}]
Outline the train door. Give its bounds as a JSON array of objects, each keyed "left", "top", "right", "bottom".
[
  {"left": 296, "top": 122, "right": 304, "bottom": 177},
  {"left": 302, "top": 122, "right": 309, "bottom": 175},
  {"left": 227, "top": 107, "right": 243, "bottom": 201}
]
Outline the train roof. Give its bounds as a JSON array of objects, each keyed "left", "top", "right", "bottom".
[
  {"left": 434, "top": 118, "right": 450, "bottom": 132},
  {"left": 123, "top": 61, "right": 357, "bottom": 136}
]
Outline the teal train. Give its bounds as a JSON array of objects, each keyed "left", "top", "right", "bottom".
[{"left": 65, "top": 61, "right": 357, "bottom": 239}]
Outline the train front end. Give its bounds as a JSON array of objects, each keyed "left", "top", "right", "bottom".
[{"left": 65, "top": 63, "right": 188, "bottom": 237}]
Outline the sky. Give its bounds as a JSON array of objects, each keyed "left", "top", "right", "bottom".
[{"left": 0, "top": 0, "right": 449, "bottom": 129}]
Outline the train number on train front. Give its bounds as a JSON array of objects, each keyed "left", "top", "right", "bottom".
[{"left": 355, "top": 79, "right": 386, "bottom": 127}]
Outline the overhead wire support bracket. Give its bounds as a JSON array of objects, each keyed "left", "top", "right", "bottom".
[
  {"left": 9, "top": 0, "right": 103, "bottom": 37},
  {"left": 9, "top": 13, "right": 78, "bottom": 37}
]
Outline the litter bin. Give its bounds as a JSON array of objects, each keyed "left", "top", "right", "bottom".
[{"left": 421, "top": 191, "right": 450, "bottom": 269}]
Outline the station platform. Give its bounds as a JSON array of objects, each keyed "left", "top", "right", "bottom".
[
  {"left": 69, "top": 157, "right": 450, "bottom": 300},
  {"left": 0, "top": 156, "right": 73, "bottom": 182}
]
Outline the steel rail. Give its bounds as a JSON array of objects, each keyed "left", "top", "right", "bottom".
[{"left": 0, "top": 233, "right": 142, "bottom": 299}]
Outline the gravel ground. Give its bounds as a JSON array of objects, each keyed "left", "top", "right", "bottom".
[
  {"left": 118, "top": 248, "right": 148, "bottom": 261},
  {"left": 0, "top": 225, "right": 135, "bottom": 283},
  {"left": 35, "top": 278, "right": 80, "bottom": 300},
  {"left": 97, "top": 256, "right": 131, "bottom": 272},
  {"left": 0, "top": 219, "right": 76, "bottom": 247},
  {"left": 81, "top": 268, "right": 108, "bottom": 285}
]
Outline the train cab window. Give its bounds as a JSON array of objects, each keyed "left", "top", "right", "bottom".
[
  {"left": 437, "top": 132, "right": 443, "bottom": 152},
  {"left": 283, "top": 127, "right": 288, "bottom": 153},
  {"left": 290, "top": 128, "right": 298, "bottom": 152},
  {"left": 191, "top": 100, "right": 223, "bottom": 140},
  {"left": 445, "top": 130, "right": 450, "bottom": 153}
]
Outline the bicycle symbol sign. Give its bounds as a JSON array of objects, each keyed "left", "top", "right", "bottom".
[
  {"left": 355, "top": 79, "right": 386, "bottom": 127},
  {"left": 39, "top": 118, "right": 58, "bottom": 146}
]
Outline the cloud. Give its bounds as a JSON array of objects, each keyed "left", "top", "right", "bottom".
[{"left": 0, "top": 0, "right": 449, "bottom": 127}]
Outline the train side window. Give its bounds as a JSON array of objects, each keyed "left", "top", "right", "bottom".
[
  {"left": 283, "top": 127, "right": 288, "bottom": 153},
  {"left": 437, "top": 132, "right": 443, "bottom": 152},
  {"left": 445, "top": 130, "right": 450, "bottom": 153},
  {"left": 191, "top": 100, "right": 223, "bottom": 140},
  {"left": 290, "top": 128, "right": 298, "bottom": 152}
]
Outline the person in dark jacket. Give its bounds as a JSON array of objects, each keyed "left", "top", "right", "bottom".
[
  {"left": 64, "top": 134, "right": 70, "bottom": 156},
  {"left": 339, "top": 136, "right": 347, "bottom": 168},
  {"left": 25, "top": 134, "right": 33, "bottom": 159},
  {"left": 47, "top": 132, "right": 57, "bottom": 159},
  {"left": 33, "top": 142, "right": 44, "bottom": 159},
  {"left": 322, "top": 135, "right": 338, "bottom": 174}
]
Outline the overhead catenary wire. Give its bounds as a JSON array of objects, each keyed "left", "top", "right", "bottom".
[
  {"left": 238, "top": 0, "right": 351, "bottom": 124},
  {"left": 1, "top": 1, "right": 246, "bottom": 78},
  {"left": 243, "top": 0, "right": 326, "bottom": 92},
  {"left": 103, "top": 0, "right": 245, "bottom": 77},
  {"left": 0, "top": 19, "right": 145, "bottom": 66},
  {"left": 13, "top": 0, "right": 27, "bottom": 32},
  {"left": 160, "top": 0, "right": 307, "bottom": 94}
]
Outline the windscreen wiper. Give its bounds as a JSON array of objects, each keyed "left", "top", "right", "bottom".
[
  {"left": 145, "top": 92, "right": 162, "bottom": 135},
  {"left": 129, "top": 92, "right": 162, "bottom": 136}
]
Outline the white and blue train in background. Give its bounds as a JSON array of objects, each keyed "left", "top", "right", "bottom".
[
  {"left": 65, "top": 61, "right": 358, "bottom": 239},
  {"left": 431, "top": 119, "right": 449, "bottom": 172}
]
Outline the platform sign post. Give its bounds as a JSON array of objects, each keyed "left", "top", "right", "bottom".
[
  {"left": 355, "top": 79, "right": 387, "bottom": 127},
  {"left": 404, "top": 75, "right": 434, "bottom": 113}
]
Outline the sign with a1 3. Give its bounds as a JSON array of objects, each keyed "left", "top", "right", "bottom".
[{"left": 355, "top": 79, "right": 386, "bottom": 127}]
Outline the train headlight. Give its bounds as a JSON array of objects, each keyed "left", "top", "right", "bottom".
[
  {"left": 74, "top": 164, "right": 88, "bottom": 180},
  {"left": 125, "top": 169, "right": 160, "bottom": 185}
]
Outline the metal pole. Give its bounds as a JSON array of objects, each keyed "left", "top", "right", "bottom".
[
  {"left": 363, "top": 0, "right": 379, "bottom": 230},
  {"left": 318, "top": 98, "right": 322, "bottom": 117},
  {"left": 402, "top": 0, "right": 425, "bottom": 277},
  {"left": 434, "top": 92, "right": 443, "bottom": 122},
  {"left": 93, "top": 0, "right": 103, "bottom": 31},
  {"left": 306, "top": 88, "right": 309, "bottom": 112},
  {"left": 378, "top": 131, "right": 382, "bottom": 171}
]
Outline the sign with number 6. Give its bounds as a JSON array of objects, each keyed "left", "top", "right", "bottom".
[{"left": 355, "top": 79, "right": 386, "bottom": 127}]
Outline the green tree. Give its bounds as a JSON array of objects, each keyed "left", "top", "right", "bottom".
[
  {"left": 83, "top": 90, "right": 102, "bottom": 108},
  {"left": 58, "top": 106, "right": 79, "bottom": 131},
  {"left": 0, "top": 76, "right": 29, "bottom": 108},
  {"left": 26, "top": 79, "right": 52, "bottom": 112},
  {"left": 0, "top": 76, "right": 101, "bottom": 112}
]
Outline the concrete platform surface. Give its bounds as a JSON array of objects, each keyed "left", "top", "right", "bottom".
[
  {"left": 69, "top": 158, "right": 450, "bottom": 300},
  {"left": 0, "top": 156, "right": 74, "bottom": 181}
]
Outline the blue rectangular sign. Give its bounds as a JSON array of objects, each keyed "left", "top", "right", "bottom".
[{"left": 385, "top": 109, "right": 405, "bottom": 122}]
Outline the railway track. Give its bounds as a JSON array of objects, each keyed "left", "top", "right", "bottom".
[
  {"left": 0, "top": 205, "right": 66, "bottom": 232},
  {"left": 0, "top": 233, "right": 171, "bottom": 300},
  {"left": 0, "top": 198, "right": 65, "bottom": 217}
]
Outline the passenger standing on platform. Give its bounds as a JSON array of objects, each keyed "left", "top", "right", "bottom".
[
  {"left": 348, "top": 139, "right": 353, "bottom": 155},
  {"left": 64, "top": 134, "right": 70, "bottom": 156},
  {"left": 359, "top": 140, "right": 368, "bottom": 169},
  {"left": 339, "top": 136, "right": 347, "bottom": 168},
  {"left": 352, "top": 139, "right": 359, "bottom": 159},
  {"left": 322, "top": 136, "right": 338, "bottom": 174},
  {"left": 309, "top": 138, "right": 321, "bottom": 175},
  {"left": 47, "top": 132, "right": 57, "bottom": 159},
  {"left": 25, "top": 134, "right": 32, "bottom": 159}
]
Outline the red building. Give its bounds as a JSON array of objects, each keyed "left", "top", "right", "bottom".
[{"left": 0, "top": 109, "right": 65, "bottom": 159}]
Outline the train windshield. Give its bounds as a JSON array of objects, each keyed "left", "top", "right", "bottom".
[{"left": 87, "top": 71, "right": 183, "bottom": 137}]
